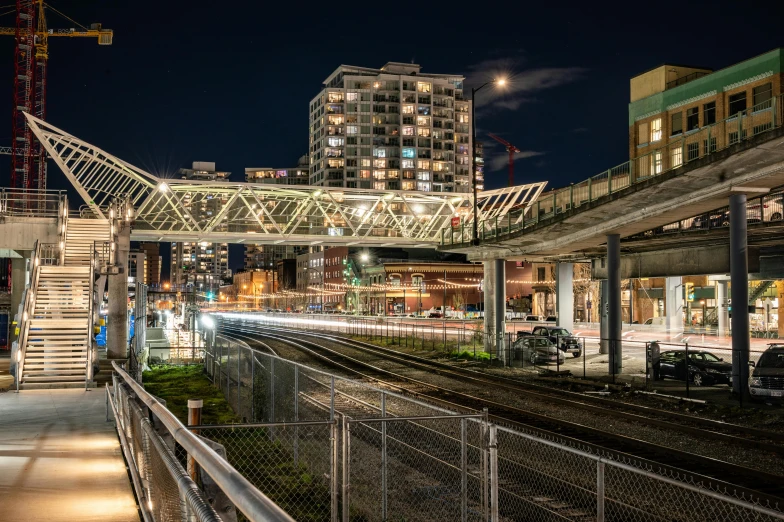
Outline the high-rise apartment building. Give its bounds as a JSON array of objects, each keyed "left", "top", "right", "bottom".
[
  {"left": 170, "top": 162, "right": 231, "bottom": 290},
  {"left": 309, "top": 62, "right": 472, "bottom": 193},
  {"left": 139, "top": 243, "right": 161, "bottom": 286}
]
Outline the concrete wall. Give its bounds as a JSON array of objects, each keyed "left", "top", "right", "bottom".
[{"left": 0, "top": 218, "right": 57, "bottom": 251}]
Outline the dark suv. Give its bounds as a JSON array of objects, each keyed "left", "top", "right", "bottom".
[
  {"left": 653, "top": 350, "right": 732, "bottom": 386},
  {"left": 750, "top": 344, "right": 784, "bottom": 401},
  {"left": 531, "top": 326, "right": 582, "bottom": 357}
]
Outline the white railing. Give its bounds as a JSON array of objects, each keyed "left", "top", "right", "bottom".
[{"left": 14, "top": 240, "right": 42, "bottom": 390}]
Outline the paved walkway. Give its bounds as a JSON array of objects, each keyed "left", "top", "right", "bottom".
[{"left": 0, "top": 388, "right": 140, "bottom": 522}]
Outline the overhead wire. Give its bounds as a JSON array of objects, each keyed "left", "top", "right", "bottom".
[{"left": 44, "top": 3, "right": 89, "bottom": 31}]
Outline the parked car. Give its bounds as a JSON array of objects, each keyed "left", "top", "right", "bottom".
[
  {"left": 749, "top": 344, "right": 784, "bottom": 401},
  {"left": 512, "top": 336, "right": 565, "bottom": 365},
  {"left": 428, "top": 312, "right": 443, "bottom": 318},
  {"left": 531, "top": 326, "right": 582, "bottom": 357},
  {"left": 544, "top": 316, "right": 557, "bottom": 322},
  {"left": 523, "top": 315, "right": 541, "bottom": 322},
  {"left": 653, "top": 350, "right": 732, "bottom": 386}
]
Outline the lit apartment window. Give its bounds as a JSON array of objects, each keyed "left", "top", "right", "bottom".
[
  {"left": 373, "top": 159, "right": 386, "bottom": 168},
  {"left": 401, "top": 159, "right": 414, "bottom": 169},
  {"left": 457, "top": 114, "right": 470, "bottom": 123},
  {"left": 359, "top": 170, "right": 370, "bottom": 179},
  {"left": 417, "top": 128, "right": 431, "bottom": 137},
  {"left": 417, "top": 171, "right": 431, "bottom": 181},
  {"left": 402, "top": 148, "right": 415, "bottom": 159},
  {"left": 387, "top": 170, "right": 399, "bottom": 179},
  {"left": 650, "top": 118, "right": 662, "bottom": 142},
  {"left": 650, "top": 150, "right": 663, "bottom": 174},
  {"left": 346, "top": 92, "right": 358, "bottom": 101},
  {"left": 417, "top": 82, "right": 431, "bottom": 93},
  {"left": 433, "top": 162, "right": 447, "bottom": 172},
  {"left": 402, "top": 127, "right": 414, "bottom": 136},
  {"left": 373, "top": 148, "right": 386, "bottom": 158},
  {"left": 346, "top": 125, "right": 358, "bottom": 135},
  {"left": 670, "top": 146, "right": 682, "bottom": 168},
  {"left": 401, "top": 181, "right": 415, "bottom": 191},
  {"left": 417, "top": 116, "right": 430, "bottom": 126},
  {"left": 417, "top": 160, "right": 430, "bottom": 170},
  {"left": 373, "top": 181, "right": 385, "bottom": 190},
  {"left": 402, "top": 105, "right": 415, "bottom": 114},
  {"left": 328, "top": 115, "right": 344, "bottom": 125},
  {"left": 328, "top": 137, "right": 344, "bottom": 147},
  {"left": 417, "top": 181, "right": 431, "bottom": 191},
  {"left": 418, "top": 106, "right": 431, "bottom": 115},
  {"left": 361, "top": 159, "right": 371, "bottom": 167}
]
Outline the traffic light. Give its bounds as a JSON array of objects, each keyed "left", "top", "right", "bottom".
[{"left": 685, "top": 282, "right": 695, "bottom": 302}]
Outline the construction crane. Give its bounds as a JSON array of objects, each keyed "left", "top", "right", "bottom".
[
  {"left": 0, "top": 1, "right": 112, "bottom": 195},
  {"left": 488, "top": 133, "right": 521, "bottom": 187}
]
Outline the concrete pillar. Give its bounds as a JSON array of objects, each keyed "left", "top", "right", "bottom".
[
  {"left": 556, "top": 262, "right": 574, "bottom": 332},
  {"left": 483, "top": 259, "right": 506, "bottom": 362},
  {"left": 665, "top": 277, "right": 682, "bottom": 334},
  {"left": 777, "top": 281, "right": 784, "bottom": 337},
  {"left": 9, "top": 251, "right": 31, "bottom": 346},
  {"left": 729, "top": 194, "right": 750, "bottom": 398},
  {"left": 599, "top": 279, "right": 609, "bottom": 355},
  {"left": 717, "top": 280, "right": 729, "bottom": 338},
  {"left": 107, "top": 223, "right": 131, "bottom": 359},
  {"left": 607, "top": 234, "right": 622, "bottom": 374}
]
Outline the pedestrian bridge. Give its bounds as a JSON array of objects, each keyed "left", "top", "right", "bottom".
[{"left": 23, "top": 114, "right": 545, "bottom": 247}]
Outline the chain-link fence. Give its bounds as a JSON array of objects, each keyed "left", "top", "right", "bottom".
[{"left": 198, "top": 332, "right": 784, "bottom": 522}]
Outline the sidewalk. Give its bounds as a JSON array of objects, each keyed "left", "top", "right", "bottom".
[{"left": 0, "top": 387, "right": 140, "bottom": 522}]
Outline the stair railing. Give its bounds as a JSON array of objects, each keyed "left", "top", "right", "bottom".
[
  {"left": 58, "top": 194, "right": 68, "bottom": 265},
  {"left": 15, "top": 240, "right": 43, "bottom": 390},
  {"left": 86, "top": 243, "right": 99, "bottom": 390}
]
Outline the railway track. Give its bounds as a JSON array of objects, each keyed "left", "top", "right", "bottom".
[{"left": 217, "top": 320, "right": 784, "bottom": 505}]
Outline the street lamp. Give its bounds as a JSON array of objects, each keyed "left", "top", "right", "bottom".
[{"left": 471, "top": 77, "right": 507, "bottom": 245}]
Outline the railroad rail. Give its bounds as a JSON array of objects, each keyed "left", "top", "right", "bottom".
[{"left": 217, "top": 318, "right": 784, "bottom": 504}]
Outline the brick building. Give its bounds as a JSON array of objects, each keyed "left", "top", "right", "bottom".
[{"left": 629, "top": 49, "right": 782, "bottom": 168}]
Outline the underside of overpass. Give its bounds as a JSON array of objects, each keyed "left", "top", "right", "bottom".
[{"left": 450, "top": 127, "right": 784, "bottom": 263}]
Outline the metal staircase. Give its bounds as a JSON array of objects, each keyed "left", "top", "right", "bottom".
[
  {"left": 749, "top": 280, "right": 775, "bottom": 305},
  {"left": 16, "top": 217, "right": 110, "bottom": 389}
]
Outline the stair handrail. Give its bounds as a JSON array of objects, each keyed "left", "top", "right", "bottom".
[
  {"left": 15, "top": 239, "right": 43, "bottom": 390},
  {"left": 58, "top": 194, "right": 68, "bottom": 265},
  {"left": 86, "top": 242, "right": 98, "bottom": 389}
]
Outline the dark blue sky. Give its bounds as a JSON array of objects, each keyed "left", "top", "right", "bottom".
[{"left": 1, "top": 1, "right": 781, "bottom": 274}]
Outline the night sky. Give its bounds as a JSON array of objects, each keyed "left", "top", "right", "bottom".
[{"left": 1, "top": 1, "right": 782, "bottom": 276}]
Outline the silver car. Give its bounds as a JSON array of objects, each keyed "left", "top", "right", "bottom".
[{"left": 513, "top": 336, "right": 565, "bottom": 365}]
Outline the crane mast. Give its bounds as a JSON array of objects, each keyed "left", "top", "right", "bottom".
[{"left": 6, "top": 0, "right": 112, "bottom": 201}]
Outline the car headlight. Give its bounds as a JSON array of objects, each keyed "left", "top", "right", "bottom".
[{"left": 750, "top": 378, "right": 761, "bottom": 386}]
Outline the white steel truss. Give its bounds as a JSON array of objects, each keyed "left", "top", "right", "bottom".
[{"left": 25, "top": 114, "right": 546, "bottom": 246}]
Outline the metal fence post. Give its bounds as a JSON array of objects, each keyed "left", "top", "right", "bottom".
[
  {"left": 294, "top": 366, "right": 299, "bottom": 467},
  {"left": 460, "top": 417, "right": 468, "bottom": 522},
  {"left": 481, "top": 408, "right": 488, "bottom": 519},
  {"left": 250, "top": 354, "right": 256, "bottom": 422},
  {"left": 381, "top": 392, "right": 388, "bottom": 520},
  {"left": 489, "top": 424, "right": 498, "bottom": 522},
  {"left": 330, "top": 376, "right": 335, "bottom": 421},
  {"left": 342, "top": 416, "right": 350, "bottom": 522},
  {"left": 237, "top": 346, "right": 241, "bottom": 417},
  {"left": 597, "top": 460, "right": 605, "bottom": 522},
  {"left": 330, "top": 420, "right": 339, "bottom": 522}
]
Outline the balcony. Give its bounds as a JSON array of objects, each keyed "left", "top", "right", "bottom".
[{"left": 666, "top": 71, "right": 710, "bottom": 90}]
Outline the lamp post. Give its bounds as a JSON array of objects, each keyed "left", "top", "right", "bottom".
[{"left": 471, "top": 78, "right": 506, "bottom": 246}]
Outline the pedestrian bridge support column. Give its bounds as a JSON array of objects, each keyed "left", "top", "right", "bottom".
[
  {"left": 665, "top": 276, "right": 683, "bottom": 334},
  {"left": 730, "top": 193, "right": 750, "bottom": 399},
  {"left": 107, "top": 221, "right": 130, "bottom": 360},
  {"left": 483, "top": 259, "right": 506, "bottom": 363},
  {"left": 556, "top": 262, "right": 574, "bottom": 333},
  {"left": 607, "top": 234, "right": 622, "bottom": 374}
]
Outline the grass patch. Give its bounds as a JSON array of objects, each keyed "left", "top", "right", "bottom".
[
  {"left": 142, "top": 365, "right": 239, "bottom": 425},
  {"left": 450, "top": 350, "right": 491, "bottom": 362}
]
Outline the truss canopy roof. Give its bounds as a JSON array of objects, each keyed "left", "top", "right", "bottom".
[{"left": 25, "top": 113, "right": 546, "bottom": 246}]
